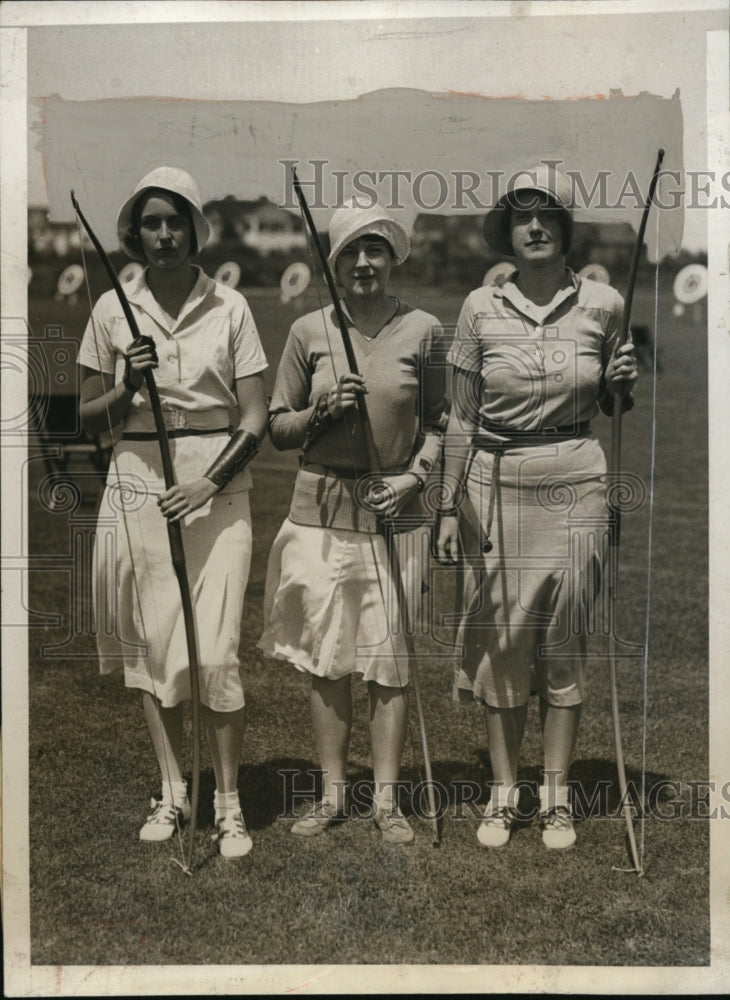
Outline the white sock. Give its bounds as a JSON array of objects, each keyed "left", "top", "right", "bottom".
[
  {"left": 489, "top": 784, "right": 520, "bottom": 812},
  {"left": 162, "top": 780, "right": 188, "bottom": 808},
  {"left": 214, "top": 790, "right": 241, "bottom": 822},
  {"left": 322, "top": 781, "right": 348, "bottom": 812},
  {"left": 372, "top": 781, "right": 398, "bottom": 814},
  {"left": 540, "top": 784, "right": 570, "bottom": 814}
]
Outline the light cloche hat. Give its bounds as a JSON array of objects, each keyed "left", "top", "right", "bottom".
[
  {"left": 483, "top": 163, "right": 574, "bottom": 257},
  {"left": 327, "top": 204, "right": 410, "bottom": 269},
  {"left": 116, "top": 166, "right": 211, "bottom": 261}
]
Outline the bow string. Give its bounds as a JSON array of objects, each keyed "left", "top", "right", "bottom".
[{"left": 608, "top": 147, "right": 665, "bottom": 875}]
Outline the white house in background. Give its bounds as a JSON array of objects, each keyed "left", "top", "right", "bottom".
[
  {"left": 235, "top": 198, "right": 307, "bottom": 256},
  {"left": 203, "top": 196, "right": 308, "bottom": 257},
  {"left": 28, "top": 198, "right": 308, "bottom": 261}
]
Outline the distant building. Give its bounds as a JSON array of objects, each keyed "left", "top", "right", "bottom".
[
  {"left": 28, "top": 196, "right": 307, "bottom": 262},
  {"left": 203, "top": 196, "right": 307, "bottom": 256},
  {"left": 409, "top": 214, "right": 495, "bottom": 285},
  {"left": 28, "top": 207, "right": 92, "bottom": 259},
  {"left": 578, "top": 221, "right": 637, "bottom": 271}
]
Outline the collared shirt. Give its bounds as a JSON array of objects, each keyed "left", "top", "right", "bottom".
[
  {"left": 78, "top": 266, "right": 268, "bottom": 427},
  {"left": 449, "top": 270, "right": 625, "bottom": 484},
  {"left": 77, "top": 266, "right": 268, "bottom": 491},
  {"left": 451, "top": 269, "right": 623, "bottom": 432}
]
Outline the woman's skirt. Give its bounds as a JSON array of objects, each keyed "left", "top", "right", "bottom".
[
  {"left": 93, "top": 474, "right": 252, "bottom": 711},
  {"left": 258, "top": 519, "right": 429, "bottom": 688},
  {"left": 453, "top": 450, "right": 610, "bottom": 709}
]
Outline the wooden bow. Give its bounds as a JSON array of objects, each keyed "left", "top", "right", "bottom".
[
  {"left": 291, "top": 169, "right": 440, "bottom": 844},
  {"left": 607, "top": 148, "right": 664, "bottom": 875},
  {"left": 71, "top": 191, "right": 202, "bottom": 874}
]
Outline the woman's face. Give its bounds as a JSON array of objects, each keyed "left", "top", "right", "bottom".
[
  {"left": 335, "top": 235, "right": 393, "bottom": 300},
  {"left": 509, "top": 193, "right": 564, "bottom": 267},
  {"left": 136, "top": 191, "right": 193, "bottom": 269}
]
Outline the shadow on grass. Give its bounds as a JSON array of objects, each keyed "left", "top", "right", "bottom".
[
  {"left": 211, "top": 752, "right": 677, "bottom": 829},
  {"left": 193, "top": 758, "right": 380, "bottom": 830},
  {"left": 388, "top": 754, "right": 675, "bottom": 822}
]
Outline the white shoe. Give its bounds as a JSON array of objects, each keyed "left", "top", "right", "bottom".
[
  {"left": 291, "top": 800, "right": 345, "bottom": 838},
  {"left": 373, "top": 807, "right": 415, "bottom": 845},
  {"left": 477, "top": 805, "right": 515, "bottom": 848},
  {"left": 213, "top": 811, "right": 253, "bottom": 858},
  {"left": 140, "top": 797, "right": 191, "bottom": 842},
  {"left": 540, "top": 806, "right": 576, "bottom": 849}
]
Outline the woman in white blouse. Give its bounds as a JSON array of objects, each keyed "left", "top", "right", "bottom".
[{"left": 78, "top": 167, "right": 268, "bottom": 858}]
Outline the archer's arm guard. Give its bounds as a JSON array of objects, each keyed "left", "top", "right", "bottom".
[
  {"left": 598, "top": 376, "right": 635, "bottom": 416},
  {"left": 405, "top": 432, "right": 442, "bottom": 490},
  {"left": 204, "top": 429, "right": 260, "bottom": 490},
  {"left": 407, "top": 404, "right": 449, "bottom": 485},
  {"left": 405, "top": 405, "right": 449, "bottom": 489}
]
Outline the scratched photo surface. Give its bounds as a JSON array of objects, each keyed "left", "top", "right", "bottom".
[{"left": 2, "top": 1, "right": 729, "bottom": 995}]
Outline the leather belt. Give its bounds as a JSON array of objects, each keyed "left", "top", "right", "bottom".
[
  {"left": 473, "top": 421, "right": 591, "bottom": 452},
  {"left": 123, "top": 428, "right": 229, "bottom": 440}
]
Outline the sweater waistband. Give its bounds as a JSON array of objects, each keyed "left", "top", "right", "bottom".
[{"left": 300, "top": 461, "right": 410, "bottom": 480}]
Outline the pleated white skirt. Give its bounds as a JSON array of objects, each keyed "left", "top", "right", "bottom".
[
  {"left": 93, "top": 474, "right": 252, "bottom": 711},
  {"left": 259, "top": 519, "right": 429, "bottom": 688}
]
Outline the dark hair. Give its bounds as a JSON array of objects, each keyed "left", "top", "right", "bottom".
[{"left": 128, "top": 187, "right": 198, "bottom": 258}]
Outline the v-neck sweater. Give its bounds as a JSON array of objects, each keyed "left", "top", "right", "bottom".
[{"left": 269, "top": 299, "right": 446, "bottom": 474}]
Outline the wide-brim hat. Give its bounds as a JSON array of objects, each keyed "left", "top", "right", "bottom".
[
  {"left": 483, "top": 163, "right": 574, "bottom": 257},
  {"left": 116, "top": 166, "right": 211, "bottom": 261},
  {"left": 327, "top": 204, "right": 410, "bottom": 269}
]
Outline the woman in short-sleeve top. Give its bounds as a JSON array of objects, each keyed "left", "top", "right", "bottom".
[
  {"left": 78, "top": 167, "right": 267, "bottom": 858},
  {"left": 436, "top": 164, "right": 638, "bottom": 851}
]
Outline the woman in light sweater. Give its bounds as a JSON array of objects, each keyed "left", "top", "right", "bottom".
[{"left": 259, "top": 204, "right": 446, "bottom": 844}]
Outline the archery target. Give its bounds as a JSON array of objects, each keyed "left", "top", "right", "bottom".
[
  {"left": 673, "top": 264, "right": 708, "bottom": 305},
  {"left": 579, "top": 263, "right": 611, "bottom": 284},
  {"left": 118, "top": 261, "right": 144, "bottom": 286},
  {"left": 482, "top": 261, "right": 516, "bottom": 287},
  {"left": 56, "top": 264, "right": 84, "bottom": 296},
  {"left": 280, "top": 262, "right": 311, "bottom": 301},
  {"left": 214, "top": 261, "right": 242, "bottom": 288}
]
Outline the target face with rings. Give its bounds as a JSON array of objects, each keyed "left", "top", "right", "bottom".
[
  {"left": 280, "top": 262, "right": 311, "bottom": 301},
  {"left": 578, "top": 263, "right": 611, "bottom": 284},
  {"left": 673, "top": 263, "right": 708, "bottom": 305},
  {"left": 118, "top": 261, "right": 144, "bottom": 286},
  {"left": 57, "top": 264, "right": 84, "bottom": 296},
  {"left": 214, "top": 261, "right": 242, "bottom": 288}
]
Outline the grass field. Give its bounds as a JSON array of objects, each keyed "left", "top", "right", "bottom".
[{"left": 24, "top": 275, "right": 710, "bottom": 970}]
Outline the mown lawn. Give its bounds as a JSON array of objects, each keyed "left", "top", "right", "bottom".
[{"left": 25, "top": 278, "right": 709, "bottom": 969}]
